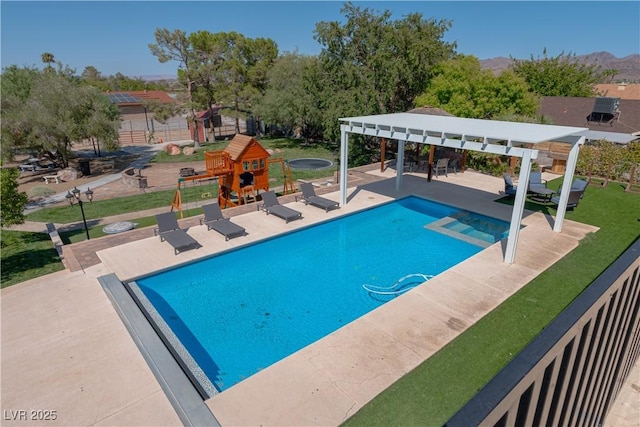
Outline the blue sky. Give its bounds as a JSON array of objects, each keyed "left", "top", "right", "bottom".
[{"left": 1, "top": 1, "right": 639, "bottom": 78}]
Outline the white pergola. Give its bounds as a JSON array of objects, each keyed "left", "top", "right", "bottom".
[
  {"left": 338, "top": 113, "right": 588, "bottom": 264},
  {"left": 576, "top": 129, "right": 639, "bottom": 145}
]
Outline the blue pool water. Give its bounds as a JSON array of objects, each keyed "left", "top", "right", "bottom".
[{"left": 133, "top": 197, "right": 509, "bottom": 393}]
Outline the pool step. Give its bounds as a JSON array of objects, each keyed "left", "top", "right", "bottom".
[{"left": 425, "top": 216, "right": 492, "bottom": 248}]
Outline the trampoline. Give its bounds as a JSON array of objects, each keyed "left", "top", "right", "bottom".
[{"left": 288, "top": 158, "right": 334, "bottom": 170}]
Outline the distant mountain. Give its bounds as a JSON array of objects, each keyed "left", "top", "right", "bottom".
[
  {"left": 136, "top": 74, "right": 177, "bottom": 82},
  {"left": 480, "top": 52, "right": 640, "bottom": 82}
]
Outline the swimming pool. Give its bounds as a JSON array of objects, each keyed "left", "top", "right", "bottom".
[{"left": 129, "top": 196, "right": 509, "bottom": 395}]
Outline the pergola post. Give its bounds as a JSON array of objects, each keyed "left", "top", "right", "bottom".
[
  {"left": 553, "top": 136, "right": 585, "bottom": 232},
  {"left": 396, "top": 140, "right": 405, "bottom": 190},
  {"left": 339, "top": 127, "right": 349, "bottom": 206},
  {"left": 428, "top": 145, "right": 436, "bottom": 181},
  {"left": 504, "top": 149, "right": 534, "bottom": 264}
]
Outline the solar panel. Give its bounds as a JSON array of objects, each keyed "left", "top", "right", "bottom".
[
  {"left": 591, "top": 97, "right": 620, "bottom": 114},
  {"left": 108, "top": 93, "right": 142, "bottom": 103}
]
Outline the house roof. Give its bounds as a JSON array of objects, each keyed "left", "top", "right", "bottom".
[
  {"left": 538, "top": 96, "right": 640, "bottom": 135},
  {"left": 595, "top": 84, "right": 640, "bottom": 100},
  {"left": 107, "top": 90, "right": 175, "bottom": 106},
  {"left": 195, "top": 107, "right": 223, "bottom": 120}
]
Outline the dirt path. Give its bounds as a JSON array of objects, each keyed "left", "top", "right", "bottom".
[{"left": 14, "top": 158, "right": 207, "bottom": 205}]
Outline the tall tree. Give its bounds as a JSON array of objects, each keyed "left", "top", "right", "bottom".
[
  {"left": 0, "top": 65, "right": 39, "bottom": 161},
  {"left": 414, "top": 55, "right": 539, "bottom": 119},
  {"left": 189, "top": 30, "right": 226, "bottom": 142},
  {"left": 81, "top": 65, "right": 101, "bottom": 81},
  {"left": 253, "top": 52, "right": 322, "bottom": 139},
  {"left": 80, "top": 66, "right": 110, "bottom": 91},
  {"left": 313, "top": 2, "right": 456, "bottom": 144},
  {"left": 1, "top": 66, "right": 121, "bottom": 166},
  {"left": 41, "top": 52, "right": 55, "bottom": 72},
  {"left": 510, "top": 50, "right": 617, "bottom": 97},
  {"left": 83, "top": 90, "right": 121, "bottom": 156},
  {"left": 210, "top": 32, "right": 278, "bottom": 133},
  {"left": 149, "top": 29, "right": 201, "bottom": 147}
]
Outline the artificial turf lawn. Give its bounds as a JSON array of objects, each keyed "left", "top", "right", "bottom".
[{"left": 342, "top": 179, "right": 639, "bottom": 426}]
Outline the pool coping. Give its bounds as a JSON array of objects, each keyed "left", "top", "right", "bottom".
[
  {"left": 98, "top": 273, "right": 220, "bottom": 426},
  {"left": 125, "top": 280, "right": 218, "bottom": 398}
]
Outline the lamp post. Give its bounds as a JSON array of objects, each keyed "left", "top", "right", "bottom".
[{"left": 66, "top": 187, "right": 93, "bottom": 240}]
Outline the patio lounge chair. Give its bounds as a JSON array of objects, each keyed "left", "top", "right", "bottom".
[
  {"left": 154, "top": 212, "right": 200, "bottom": 255},
  {"left": 434, "top": 157, "right": 450, "bottom": 177},
  {"left": 259, "top": 190, "right": 303, "bottom": 223},
  {"left": 550, "top": 189, "right": 584, "bottom": 209},
  {"left": 295, "top": 182, "right": 340, "bottom": 212},
  {"left": 528, "top": 172, "right": 547, "bottom": 193},
  {"left": 503, "top": 174, "right": 517, "bottom": 196},
  {"left": 200, "top": 203, "right": 246, "bottom": 240},
  {"left": 570, "top": 179, "right": 588, "bottom": 192},
  {"left": 557, "top": 178, "right": 589, "bottom": 199}
]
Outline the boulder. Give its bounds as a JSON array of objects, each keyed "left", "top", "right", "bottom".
[
  {"left": 183, "top": 146, "right": 195, "bottom": 156},
  {"left": 57, "top": 168, "right": 79, "bottom": 182},
  {"left": 164, "top": 143, "right": 179, "bottom": 155}
]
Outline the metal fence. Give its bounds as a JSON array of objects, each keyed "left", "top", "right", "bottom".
[{"left": 446, "top": 237, "right": 640, "bottom": 427}]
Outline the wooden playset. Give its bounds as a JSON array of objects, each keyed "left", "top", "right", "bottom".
[{"left": 171, "top": 135, "right": 294, "bottom": 215}]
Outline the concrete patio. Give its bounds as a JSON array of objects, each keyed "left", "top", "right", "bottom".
[{"left": 2, "top": 167, "right": 637, "bottom": 426}]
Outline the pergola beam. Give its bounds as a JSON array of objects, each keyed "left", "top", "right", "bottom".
[{"left": 345, "top": 124, "right": 537, "bottom": 158}]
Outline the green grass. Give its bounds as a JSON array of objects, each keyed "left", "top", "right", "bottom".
[
  {"left": 342, "top": 179, "right": 640, "bottom": 426},
  {"left": 1, "top": 230, "right": 65, "bottom": 288},
  {"left": 151, "top": 137, "right": 340, "bottom": 186},
  {"left": 25, "top": 184, "right": 219, "bottom": 223},
  {"left": 26, "top": 137, "right": 337, "bottom": 226},
  {"left": 57, "top": 207, "right": 203, "bottom": 244}
]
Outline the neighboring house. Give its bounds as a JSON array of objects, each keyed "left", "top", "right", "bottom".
[
  {"left": 107, "top": 90, "right": 177, "bottom": 126},
  {"left": 536, "top": 96, "right": 640, "bottom": 173},
  {"left": 595, "top": 83, "right": 640, "bottom": 100},
  {"left": 538, "top": 96, "right": 640, "bottom": 136},
  {"left": 107, "top": 90, "right": 192, "bottom": 144}
]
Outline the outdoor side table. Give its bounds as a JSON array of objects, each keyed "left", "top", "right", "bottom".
[{"left": 530, "top": 188, "right": 555, "bottom": 203}]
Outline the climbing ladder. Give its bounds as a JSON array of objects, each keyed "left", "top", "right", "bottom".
[{"left": 170, "top": 179, "right": 184, "bottom": 218}]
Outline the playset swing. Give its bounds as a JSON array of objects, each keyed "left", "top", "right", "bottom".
[{"left": 170, "top": 134, "right": 296, "bottom": 212}]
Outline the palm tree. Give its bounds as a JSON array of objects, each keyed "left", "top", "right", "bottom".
[{"left": 41, "top": 52, "right": 55, "bottom": 71}]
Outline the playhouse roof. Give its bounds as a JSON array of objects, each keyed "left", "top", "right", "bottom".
[{"left": 225, "top": 134, "right": 270, "bottom": 162}]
